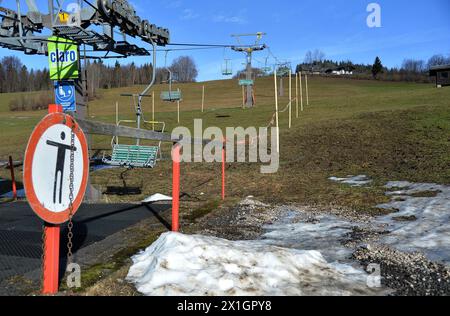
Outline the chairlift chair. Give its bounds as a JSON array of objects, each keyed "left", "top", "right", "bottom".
[
  {"left": 276, "top": 62, "right": 291, "bottom": 77},
  {"left": 261, "top": 67, "right": 272, "bottom": 75},
  {"left": 161, "top": 51, "right": 183, "bottom": 102},
  {"left": 103, "top": 41, "right": 164, "bottom": 169},
  {"left": 160, "top": 71, "right": 182, "bottom": 102},
  {"left": 222, "top": 59, "right": 233, "bottom": 76},
  {"left": 261, "top": 57, "right": 272, "bottom": 75}
]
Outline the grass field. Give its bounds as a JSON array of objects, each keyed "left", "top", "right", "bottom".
[{"left": 1, "top": 76, "right": 449, "bottom": 214}]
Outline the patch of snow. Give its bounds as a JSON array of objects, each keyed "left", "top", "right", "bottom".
[
  {"left": 325, "top": 177, "right": 450, "bottom": 264},
  {"left": 127, "top": 232, "right": 382, "bottom": 296},
  {"left": 329, "top": 175, "right": 372, "bottom": 187},
  {"left": 262, "top": 211, "right": 357, "bottom": 263},
  {"left": 376, "top": 182, "right": 450, "bottom": 263},
  {"left": 142, "top": 194, "right": 173, "bottom": 204}
]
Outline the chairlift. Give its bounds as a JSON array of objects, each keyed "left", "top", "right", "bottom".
[
  {"left": 261, "top": 66, "right": 272, "bottom": 75},
  {"left": 161, "top": 51, "right": 183, "bottom": 102},
  {"left": 261, "top": 57, "right": 272, "bottom": 75},
  {"left": 222, "top": 59, "right": 233, "bottom": 76},
  {"left": 276, "top": 63, "right": 290, "bottom": 77},
  {"left": 103, "top": 41, "right": 164, "bottom": 169}
]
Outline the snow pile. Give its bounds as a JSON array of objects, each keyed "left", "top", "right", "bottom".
[
  {"left": 127, "top": 232, "right": 380, "bottom": 296},
  {"left": 142, "top": 194, "right": 173, "bottom": 203},
  {"left": 376, "top": 182, "right": 450, "bottom": 263},
  {"left": 329, "top": 175, "right": 372, "bottom": 187}
]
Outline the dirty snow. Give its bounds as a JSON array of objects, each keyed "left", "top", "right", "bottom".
[
  {"left": 376, "top": 182, "right": 450, "bottom": 264},
  {"left": 261, "top": 210, "right": 358, "bottom": 263},
  {"left": 142, "top": 194, "right": 172, "bottom": 203},
  {"left": 327, "top": 177, "right": 450, "bottom": 264},
  {"left": 127, "top": 232, "right": 382, "bottom": 296},
  {"left": 128, "top": 180, "right": 450, "bottom": 296},
  {"left": 329, "top": 175, "right": 372, "bottom": 187}
]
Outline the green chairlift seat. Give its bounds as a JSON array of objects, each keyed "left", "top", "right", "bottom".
[
  {"left": 104, "top": 144, "right": 159, "bottom": 168},
  {"left": 262, "top": 67, "right": 272, "bottom": 74},
  {"left": 222, "top": 59, "right": 233, "bottom": 76},
  {"left": 161, "top": 90, "right": 182, "bottom": 102},
  {"left": 222, "top": 69, "right": 233, "bottom": 76}
]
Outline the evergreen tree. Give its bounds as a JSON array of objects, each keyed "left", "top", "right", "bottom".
[{"left": 372, "top": 56, "right": 383, "bottom": 78}]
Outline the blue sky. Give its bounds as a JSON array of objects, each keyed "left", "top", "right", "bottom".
[{"left": 2, "top": 0, "right": 450, "bottom": 81}]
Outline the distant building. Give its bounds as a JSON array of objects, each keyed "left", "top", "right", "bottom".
[
  {"left": 325, "top": 66, "right": 354, "bottom": 76},
  {"left": 429, "top": 65, "right": 450, "bottom": 88}
]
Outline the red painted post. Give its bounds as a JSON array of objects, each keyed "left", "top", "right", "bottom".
[
  {"left": 48, "top": 104, "right": 63, "bottom": 114},
  {"left": 43, "top": 225, "right": 60, "bottom": 294},
  {"left": 42, "top": 104, "right": 62, "bottom": 295},
  {"left": 172, "top": 143, "right": 181, "bottom": 232},
  {"left": 8, "top": 156, "right": 17, "bottom": 200},
  {"left": 222, "top": 145, "right": 226, "bottom": 201}
]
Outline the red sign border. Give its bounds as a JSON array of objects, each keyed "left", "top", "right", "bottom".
[{"left": 24, "top": 113, "right": 89, "bottom": 224}]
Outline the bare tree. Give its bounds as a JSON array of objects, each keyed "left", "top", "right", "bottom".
[
  {"left": 402, "top": 59, "right": 426, "bottom": 73},
  {"left": 169, "top": 56, "right": 198, "bottom": 83},
  {"left": 427, "top": 54, "right": 450, "bottom": 69},
  {"left": 304, "top": 51, "right": 314, "bottom": 65},
  {"left": 304, "top": 49, "right": 326, "bottom": 65}
]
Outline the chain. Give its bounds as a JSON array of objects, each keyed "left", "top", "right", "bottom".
[{"left": 67, "top": 119, "right": 76, "bottom": 265}]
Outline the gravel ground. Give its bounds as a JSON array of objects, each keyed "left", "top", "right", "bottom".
[
  {"left": 196, "top": 197, "right": 449, "bottom": 296},
  {"left": 353, "top": 244, "right": 450, "bottom": 296},
  {"left": 196, "top": 197, "right": 285, "bottom": 240}
]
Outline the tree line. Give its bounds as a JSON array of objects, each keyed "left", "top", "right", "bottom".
[
  {"left": 296, "top": 49, "right": 450, "bottom": 82},
  {"left": 0, "top": 56, "right": 51, "bottom": 93},
  {"left": 0, "top": 55, "right": 198, "bottom": 95}
]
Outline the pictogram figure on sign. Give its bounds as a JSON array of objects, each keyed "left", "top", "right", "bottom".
[{"left": 46, "top": 131, "right": 77, "bottom": 204}]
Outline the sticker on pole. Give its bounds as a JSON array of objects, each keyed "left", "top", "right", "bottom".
[
  {"left": 54, "top": 81, "right": 76, "bottom": 112},
  {"left": 24, "top": 113, "right": 89, "bottom": 224},
  {"left": 48, "top": 36, "right": 79, "bottom": 80}
]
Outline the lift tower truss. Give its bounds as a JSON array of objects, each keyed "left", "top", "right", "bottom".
[{"left": 231, "top": 32, "right": 266, "bottom": 108}]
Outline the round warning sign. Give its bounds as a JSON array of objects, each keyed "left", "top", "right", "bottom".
[{"left": 24, "top": 113, "right": 89, "bottom": 224}]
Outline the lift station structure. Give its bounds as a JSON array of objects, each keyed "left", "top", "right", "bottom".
[{"left": 0, "top": 0, "right": 170, "bottom": 120}]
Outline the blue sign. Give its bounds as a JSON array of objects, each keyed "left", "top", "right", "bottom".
[{"left": 54, "top": 81, "right": 76, "bottom": 112}]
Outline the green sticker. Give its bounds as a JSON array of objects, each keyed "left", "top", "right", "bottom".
[{"left": 48, "top": 36, "right": 79, "bottom": 80}]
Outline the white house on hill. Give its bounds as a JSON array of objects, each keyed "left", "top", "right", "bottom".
[{"left": 326, "top": 66, "right": 354, "bottom": 76}]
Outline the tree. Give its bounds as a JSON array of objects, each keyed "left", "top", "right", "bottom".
[
  {"left": 169, "top": 56, "right": 198, "bottom": 83},
  {"left": 372, "top": 56, "right": 383, "bottom": 78},
  {"left": 427, "top": 54, "right": 449, "bottom": 69},
  {"left": 19, "top": 65, "right": 29, "bottom": 92},
  {"left": 304, "top": 49, "right": 325, "bottom": 65},
  {"left": 304, "top": 51, "right": 313, "bottom": 65},
  {"left": 2, "top": 56, "right": 22, "bottom": 92},
  {"left": 402, "top": 59, "right": 426, "bottom": 73}
]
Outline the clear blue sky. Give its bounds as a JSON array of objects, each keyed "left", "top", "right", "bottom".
[{"left": 2, "top": 0, "right": 450, "bottom": 81}]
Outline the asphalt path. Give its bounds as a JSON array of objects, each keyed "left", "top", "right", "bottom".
[{"left": 0, "top": 201, "right": 171, "bottom": 285}]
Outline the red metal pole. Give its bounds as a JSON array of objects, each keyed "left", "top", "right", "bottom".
[
  {"left": 43, "top": 225, "right": 60, "bottom": 294},
  {"left": 172, "top": 144, "right": 181, "bottom": 232},
  {"left": 8, "top": 156, "right": 17, "bottom": 200},
  {"left": 222, "top": 146, "right": 226, "bottom": 201},
  {"left": 42, "top": 104, "right": 62, "bottom": 295}
]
